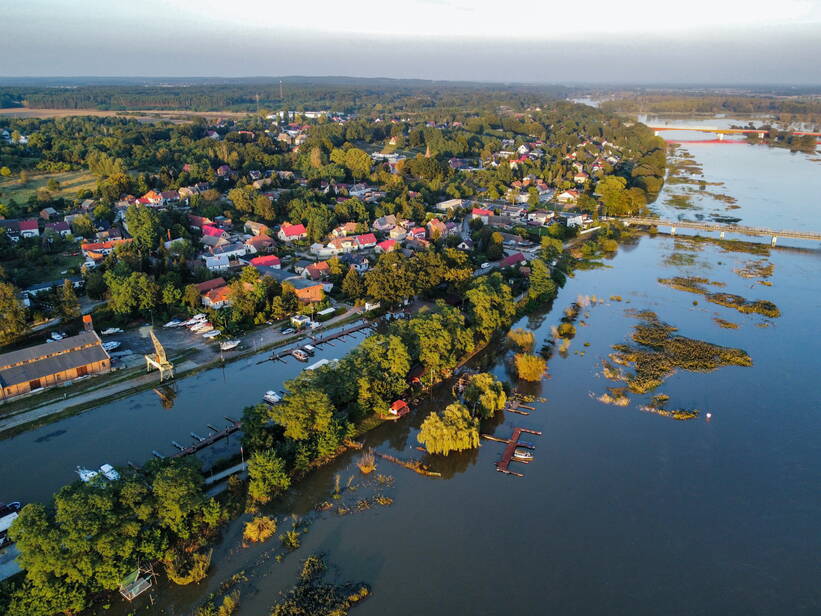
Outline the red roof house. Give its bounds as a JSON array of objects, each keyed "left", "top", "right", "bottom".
[{"left": 277, "top": 223, "right": 307, "bottom": 242}]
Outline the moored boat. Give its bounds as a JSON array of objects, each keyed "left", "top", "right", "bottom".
[
  {"left": 0, "top": 501, "right": 23, "bottom": 548},
  {"left": 220, "top": 340, "right": 240, "bottom": 351},
  {"left": 291, "top": 349, "right": 309, "bottom": 362},
  {"left": 263, "top": 390, "right": 282, "bottom": 404}
]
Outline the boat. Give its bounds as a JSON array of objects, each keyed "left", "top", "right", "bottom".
[
  {"left": 263, "top": 390, "right": 282, "bottom": 404},
  {"left": 220, "top": 340, "right": 240, "bottom": 351},
  {"left": 50, "top": 331, "right": 65, "bottom": 341},
  {"left": 190, "top": 321, "right": 212, "bottom": 332},
  {"left": 291, "top": 349, "right": 309, "bottom": 362},
  {"left": 190, "top": 313, "right": 206, "bottom": 321},
  {"left": 0, "top": 502, "right": 22, "bottom": 548},
  {"left": 101, "top": 327, "right": 123, "bottom": 335},
  {"left": 302, "top": 344, "right": 317, "bottom": 356},
  {"left": 102, "top": 341, "right": 121, "bottom": 351},
  {"left": 163, "top": 319, "right": 183, "bottom": 328},
  {"left": 513, "top": 447, "right": 534, "bottom": 460},
  {"left": 99, "top": 464, "right": 120, "bottom": 481},
  {"left": 202, "top": 329, "right": 221, "bottom": 338},
  {"left": 76, "top": 466, "right": 99, "bottom": 482}
]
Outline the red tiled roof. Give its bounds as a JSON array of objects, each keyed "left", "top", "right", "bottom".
[
  {"left": 356, "top": 233, "right": 377, "bottom": 245},
  {"left": 250, "top": 255, "right": 281, "bottom": 267},
  {"left": 472, "top": 208, "right": 492, "bottom": 216},
  {"left": 500, "top": 252, "right": 526, "bottom": 267},
  {"left": 201, "top": 225, "right": 225, "bottom": 237},
  {"left": 19, "top": 219, "right": 39, "bottom": 231},
  {"left": 281, "top": 223, "right": 307, "bottom": 237},
  {"left": 377, "top": 239, "right": 397, "bottom": 251},
  {"left": 195, "top": 277, "right": 226, "bottom": 294}
]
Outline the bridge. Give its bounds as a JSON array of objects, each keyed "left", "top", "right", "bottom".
[
  {"left": 611, "top": 217, "right": 821, "bottom": 246},
  {"left": 648, "top": 126, "right": 821, "bottom": 141}
]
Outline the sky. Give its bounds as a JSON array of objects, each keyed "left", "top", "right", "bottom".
[{"left": 3, "top": 0, "right": 821, "bottom": 84}]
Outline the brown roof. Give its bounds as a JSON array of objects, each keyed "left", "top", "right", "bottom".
[
  {"left": 0, "top": 345, "right": 109, "bottom": 389},
  {"left": 195, "top": 278, "right": 226, "bottom": 294},
  {"left": 0, "top": 331, "right": 101, "bottom": 371}
]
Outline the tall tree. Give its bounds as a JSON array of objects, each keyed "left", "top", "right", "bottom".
[{"left": 0, "top": 281, "right": 27, "bottom": 345}]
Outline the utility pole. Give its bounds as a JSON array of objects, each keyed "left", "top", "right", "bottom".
[{"left": 279, "top": 80, "right": 283, "bottom": 99}]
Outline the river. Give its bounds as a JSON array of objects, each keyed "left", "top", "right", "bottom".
[{"left": 6, "top": 117, "right": 821, "bottom": 615}]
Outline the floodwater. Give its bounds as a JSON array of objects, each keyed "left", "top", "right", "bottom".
[{"left": 9, "top": 119, "right": 821, "bottom": 615}]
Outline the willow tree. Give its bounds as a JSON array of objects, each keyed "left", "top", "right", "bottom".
[
  {"left": 464, "top": 373, "right": 507, "bottom": 419},
  {"left": 417, "top": 403, "right": 479, "bottom": 455}
]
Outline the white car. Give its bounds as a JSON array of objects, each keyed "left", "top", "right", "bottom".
[{"left": 481, "top": 262, "right": 491, "bottom": 269}]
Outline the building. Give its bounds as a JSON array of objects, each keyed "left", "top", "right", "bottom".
[
  {"left": 471, "top": 208, "right": 492, "bottom": 223},
  {"left": 285, "top": 278, "right": 325, "bottom": 303},
  {"left": 435, "top": 198, "right": 464, "bottom": 212},
  {"left": 0, "top": 329, "right": 111, "bottom": 401},
  {"left": 278, "top": 223, "right": 308, "bottom": 242}
]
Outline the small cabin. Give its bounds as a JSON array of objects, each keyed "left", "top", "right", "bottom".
[{"left": 389, "top": 400, "right": 410, "bottom": 417}]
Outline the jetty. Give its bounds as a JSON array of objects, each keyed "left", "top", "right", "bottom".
[
  {"left": 165, "top": 417, "right": 241, "bottom": 459},
  {"left": 262, "top": 320, "right": 377, "bottom": 364},
  {"left": 481, "top": 427, "right": 542, "bottom": 477}
]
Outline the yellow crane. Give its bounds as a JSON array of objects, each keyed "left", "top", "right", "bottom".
[{"left": 145, "top": 328, "right": 174, "bottom": 382}]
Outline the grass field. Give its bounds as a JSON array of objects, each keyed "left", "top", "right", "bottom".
[
  {"left": 0, "top": 169, "right": 97, "bottom": 203},
  {"left": 0, "top": 107, "right": 253, "bottom": 121}
]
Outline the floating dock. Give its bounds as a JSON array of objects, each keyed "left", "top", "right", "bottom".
[{"left": 481, "top": 427, "right": 542, "bottom": 477}]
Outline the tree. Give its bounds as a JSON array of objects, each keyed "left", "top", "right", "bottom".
[
  {"left": 341, "top": 267, "right": 364, "bottom": 300},
  {"left": 464, "top": 373, "right": 507, "bottom": 419},
  {"left": 417, "top": 403, "right": 479, "bottom": 455},
  {"left": 247, "top": 449, "right": 291, "bottom": 504},
  {"left": 344, "top": 147, "right": 372, "bottom": 179},
  {"left": 514, "top": 353, "right": 547, "bottom": 381},
  {"left": 0, "top": 166, "right": 11, "bottom": 177},
  {"left": 58, "top": 279, "right": 80, "bottom": 319},
  {"left": 0, "top": 281, "right": 27, "bottom": 345},
  {"left": 540, "top": 236, "right": 563, "bottom": 261},
  {"left": 151, "top": 462, "right": 206, "bottom": 539},
  {"left": 269, "top": 386, "right": 334, "bottom": 441},
  {"left": 183, "top": 284, "right": 201, "bottom": 310},
  {"left": 104, "top": 271, "right": 158, "bottom": 315},
  {"left": 125, "top": 205, "right": 163, "bottom": 250},
  {"left": 528, "top": 259, "right": 557, "bottom": 302},
  {"left": 364, "top": 252, "right": 413, "bottom": 307},
  {"left": 486, "top": 231, "right": 504, "bottom": 261},
  {"left": 70, "top": 214, "right": 94, "bottom": 238}
]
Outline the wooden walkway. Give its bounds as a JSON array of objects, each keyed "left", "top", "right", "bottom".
[
  {"left": 482, "top": 427, "right": 542, "bottom": 477},
  {"left": 613, "top": 216, "right": 821, "bottom": 245},
  {"left": 165, "top": 416, "right": 241, "bottom": 459}
]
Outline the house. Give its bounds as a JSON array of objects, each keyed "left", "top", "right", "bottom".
[
  {"left": 202, "top": 253, "right": 231, "bottom": 271},
  {"left": 284, "top": 278, "right": 325, "bottom": 303},
  {"left": 426, "top": 218, "right": 447, "bottom": 240},
  {"left": 278, "top": 223, "right": 307, "bottom": 242},
  {"left": 408, "top": 226, "right": 426, "bottom": 240},
  {"left": 19, "top": 219, "right": 40, "bottom": 238},
  {"left": 528, "top": 210, "right": 555, "bottom": 226},
  {"left": 201, "top": 225, "right": 229, "bottom": 241},
  {"left": 216, "top": 164, "right": 232, "bottom": 177},
  {"left": 245, "top": 234, "right": 275, "bottom": 254},
  {"left": 304, "top": 261, "right": 330, "bottom": 280},
  {"left": 244, "top": 221, "right": 270, "bottom": 236},
  {"left": 250, "top": 255, "right": 281, "bottom": 269},
  {"left": 435, "top": 198, "right": 464, "bottom": 212},
  {"left": 389, "top": 400, "right": 410, "bottom": 418},
  {"left": 375, "top": 239, "right": 398, "bottom": 253},
  {"left": 331, "top": 222, "right": 359, "bottom": 237},
  {"left": 141, "top": 190, "right": 163, "bottom": 206},
  {"left": 341, "top": 253, "right": 369, "bottom": 273},
  {"left": 389, "top": 226, "right": 407, "bottom": 241},
  {"left": 372, "top": 215, "right": 397, "bottom": 233},
  {"left": 471, "top": 208, "right": 492, "bottom": 223},
  {"left": 80, "top": 199, "right": 97, "bottom": 212},
  {"left": 457, "top": 239, "right": 474, "bottom": 251},
  {"left": 574, "top": 172, "right": 589, "bottom": 184},
  {"left": 159, "top": 190, "right": 179, "bottom": 204},
  {"left": 499, "top": 252, "right": 526, "bottom": 269},
  {"left": 188, "top": 214, "right": 213, "bottom": 230},
  {"left": 404, "top": 238, "right": 431, "bottom": 251},
  {"left": 556, "top": 190, "right": 579, "bottom": 204},
  {"left": 558, "top": 212, "right": 585, "bottom": 228},
  {"left": 202, "top": 285, "right": 233, "bottom": 309},
  {"left": 211, "top": 242, "right": 248, "bottom": 259},
  {"left": 0, "top": 329, "right": 111, "bottom": 401},
  {"left": 39, "top": 207, "right": 59, "bottom": 220},
  {"left": 355, "top": 233, "right": 377, "bottom": 249},
  {"left": 80, "top": 238, "right": 133, "bottom": 261},
  {"left": 21, "top": 277, "right": 83, "bottom": 305},
  {"left": 0, "top": 220, "right": 22, "bottom": 241},
  {"left": 44, "top": 221, "right": 71, "bottom": 237}
]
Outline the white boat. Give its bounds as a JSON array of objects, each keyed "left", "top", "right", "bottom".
[
  {"left": 513, "top": 447, "right": 534, "bottom": 460},
  {"left": 263, "top": 390, "right": 282, "bottom": 404},
  {"left": 99, "top": 464, "right": 120, "bottom": 481},
  {"left": 202, "top": 329, "right": 221, "bottom": 338},
  {"left": 76, "top": 467, "right": 99, "bottom": 482},
  {"left": 302, "top": 344, "right": 317, "bottom": 356},
  {"left": 50, "top": 332, "right": 64, "bottom": 341},
  {"left": 163, "top": 319, "right": 183, "bottom": 328},
  {"left": 101, "top": 327, "right": 123, "bottom": 335},
  {"left": 102, "top": 341, "right": 121, "bottom": 351},
  {"left": 220, "top": 340, "right": 240, "bottom": 351},
  {"left": 190, "top": 321, "right": 211, "bottom": 332},
  {"left": 190, "top": 313, "right": 206, "bottom": 321},
  {"left": 291, "top": 349, "right": 309, "bottom": 362}
]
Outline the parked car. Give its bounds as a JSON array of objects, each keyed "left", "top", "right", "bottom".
[{"left": 280, "top": 327, "right": 296, "bottom": 335}]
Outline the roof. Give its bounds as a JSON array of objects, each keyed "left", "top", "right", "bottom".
[
  {"left": 377, "top": 239, "right": 397, "bottom": 251},
  {"left": 205, "top": 286, "right": 232, "bottom": 303},
  {"left": 19, "top": 219, "right": 39, "bottom": 231},
  {"left": 201, "top": 225, "right": 225, "bottom": 237},
  {"left": 285, "top": 278, "right": 323, "bottom": 290},
  {"left": 45, "top": 221, "right": 70, "bottom": 231},
  {"left": 281, "top": 223, "right": 307, "bottom": 237},
  {"left": 246, "top": 234, "right": 274, "bottom": 247},
  {"left": 0, "top": 345, "right": 109, "bottom": 389},
  {"left": 472, "top": 208, "right": 492, "bottom": 216},
  {"left": 0, "top": 331, "right": 102, "bottom": 371},
  {"left": 356, "top": 233, "right": 377, "bottom": 245},
  {"left": 250, "top": 255, "right": 280, "bottom": 266},
  {"left": 195, "top": 278, "right": 226, "bottom": 294},
  {"left": 500, "top": 252, "right": 526, "bottom": 267}
]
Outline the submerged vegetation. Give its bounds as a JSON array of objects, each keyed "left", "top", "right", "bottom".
[
  {"left": 507, "top": 328, "right": 535, "bottom": 351},
  {"left": 640, "top": 394, "right": 700, "bottom": 420},
  {"left": 270, "top": 555, "right": 370, "bottom": 616},
  {"left": 658, "top": 276, "right": 781, "bottom": 317},
  {"left": 610, "top": 311, "right": 752, "bottom": 393},
  {"left": 417, "top": 403, "right": 480, "bottom": 455},
  {"left": 514, "top": 353, "right": 548, "bottom": 381}
]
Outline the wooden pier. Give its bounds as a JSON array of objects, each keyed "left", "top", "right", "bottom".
[
  {"left": 167, "top": 417, "right": 241, "bottom": 459},
  {"left": 262, "top": 320, "right": 377, "bottom": 364},
  {"left": 481, "top": 427, "right": 542, "bottom": 477}
]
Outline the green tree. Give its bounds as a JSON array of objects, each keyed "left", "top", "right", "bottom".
[
  {"left": 247, "top": 449, "right": 291, "bottom": 504},
  {"left": 514, "top": 353, "right": 547, "bottom": 381},
  {"left": 463, "top": 373, "right": 507, "bottom": 419},
  {"left": 0, "top": 281, "right": 27, "bottom": 345},
  {"left": 58, "top": 279, "right": 80, "bottom": 319},
  {"left": 341, "top": 267, "right": 364, "bottom": 300},
  {"left": 417, "top": 403, "right": 479, "bottom": 455},
  {"left": 364, "top": 252, "right": 413, "bottom": 307},
  {"left": 151, "top": 462, "right": 206, "bottom": 539},
  {"left": 269, "top": 386, "right": 335, "bottom": 441},
  {"left": 528, "top": 259, "right": 557, "bottom": 301},
  {"left": 125, "top": 205, "right": 163, "bottom": 250}
]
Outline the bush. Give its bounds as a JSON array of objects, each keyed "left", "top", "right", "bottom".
[
  {"left": 514, "top": 353, "right": 547, "bottom": 381},
  {"left": 243, "top": 516, "right": 277, "bottom": 543},
  {"left": 165, "top": 550, "right": 212, "bottom": 585},
  {"left": 507, "top": 328, "right": 535, "bottom": 351},
  {"left": 557, "top": 323, "right": 576, "bottom": 338}
]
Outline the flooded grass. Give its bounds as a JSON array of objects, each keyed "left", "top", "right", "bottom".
[
  {"left": 269, "top": 555, "right": 370, "bottom": 616},
  {"left": 658, "top": 276, "right": 781, "bottom": 317},
  {"left": 596, "top": 387, "right": 631, "bottom": 406},
  {"left": 713, "top": 318, "right": 740, "bottom": 329},
  {"left": 611, "top": 311, "right": 752, "bottom": 393},
  {"left": 734, "top": 260, "right": 774, "bottom": 279}
]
